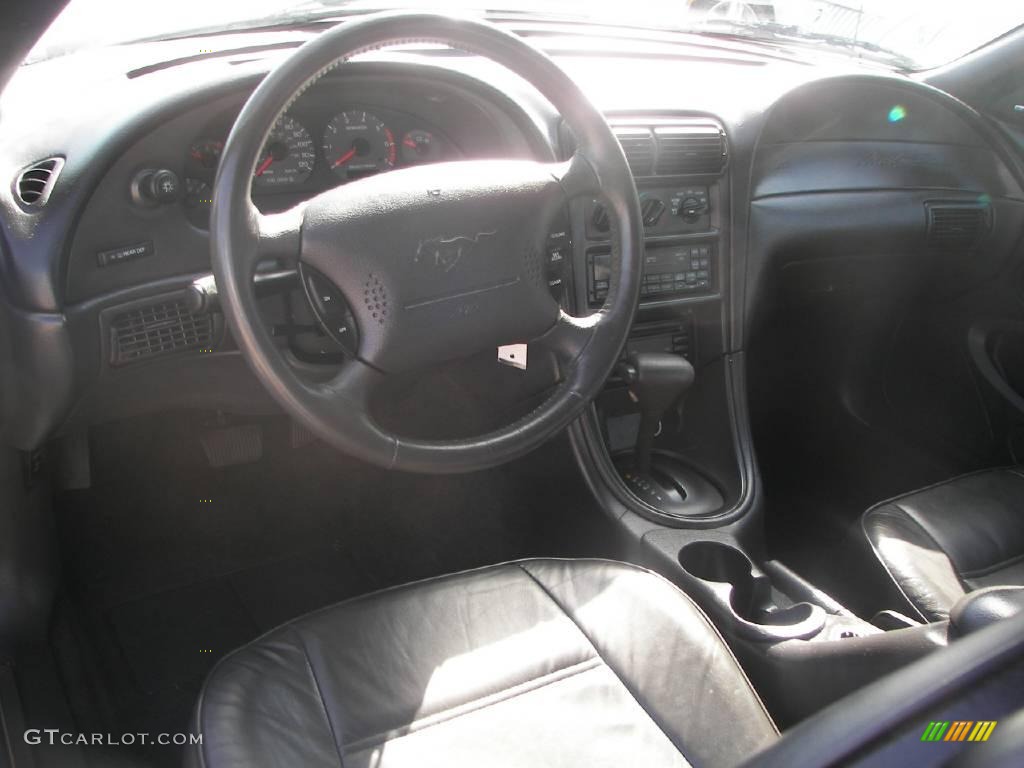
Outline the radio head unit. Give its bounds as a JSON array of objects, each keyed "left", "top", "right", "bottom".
[{"left": 588, "top": 243, "right": 714, "bottom": 305}]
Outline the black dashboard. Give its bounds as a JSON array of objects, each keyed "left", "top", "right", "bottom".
[
  {"left": 1, "top": 25, "right": 1022, "bottom": 466},
  {"left": 62, "top": 68, "right": 542, "bottom": 305}
]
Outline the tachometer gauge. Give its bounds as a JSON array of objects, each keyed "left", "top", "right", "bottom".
[
  {"left": 253, "top": 116, "right": 315, "bottom": 189},
  {"left": 322, "top": 110, "right": 396, "bottom": 179},
  {"left": 400, "top": 129, "right": 440, "bottom": 164}
]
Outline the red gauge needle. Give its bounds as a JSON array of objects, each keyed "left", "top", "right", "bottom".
[
  {"left": 403, "top": 138, "right": 418, "bottom": 149},
  {"left": 332, "top": 147, "right": 357, "bottom": 168},
  {"left": 255, "top": 155, "right": 274, "bottom": 176}
]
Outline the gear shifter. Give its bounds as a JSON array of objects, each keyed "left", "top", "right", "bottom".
[
  {"left": 618, "top": 353, "right": 695, "bottom": 474},
  {"left": 613, "top": 352, "right": 723, "bottom": 518}
]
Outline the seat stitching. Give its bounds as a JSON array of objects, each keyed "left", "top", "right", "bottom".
[
  {"left": 291, "top": 625, "right": 347, "bottom": 768},
  {"left": 861, "top": 466, "right": 1023, "bottom": 515},
  {"left": 961, "top": 551, "right": 1024, "bottom": 578},
  {"left": 342, "top": 656, "right": 602, "bottom": 754},
  {"left": 515, "top": 562, "right": 696, "bottom": 764}
]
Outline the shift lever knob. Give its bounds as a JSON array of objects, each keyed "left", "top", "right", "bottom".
[{"left": 618, "top": 352, "right": 695, "bottom": 474}]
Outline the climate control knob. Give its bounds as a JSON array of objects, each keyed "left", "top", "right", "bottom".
[{"left": 679, "top": 197, "right": 705, "bottom": 221}]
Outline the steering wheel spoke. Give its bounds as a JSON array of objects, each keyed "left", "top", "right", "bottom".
[
  {"left": 534, "top": 309, "right": 604, "bottom": 375},
  {"left": 547, "top": 150, "right": 603, "bottom": 201},
  {"left": 255, "top": 206, "right": 303, "bottom": 267}
]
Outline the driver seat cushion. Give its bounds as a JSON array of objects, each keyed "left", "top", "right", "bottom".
[
  {"left": 862, "top": 467, "right": 1024, "bottom": 623},
  {"left": 188, "top": 558, "right": 777, "bottom": 768}
]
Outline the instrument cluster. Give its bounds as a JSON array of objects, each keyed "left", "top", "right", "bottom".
[{"left": 183, "top": 106, "right": 451, "bottom": 224}]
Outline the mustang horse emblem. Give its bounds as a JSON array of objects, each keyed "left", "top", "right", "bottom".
[{"left": 414, "top": 230, "right": 497, "bottom": 272}]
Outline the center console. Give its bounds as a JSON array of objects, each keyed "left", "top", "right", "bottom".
[
  {"left": 645, "top": 531, "right": 952, "bottom": 727},
  {"left": 565, "top": 117, "right": 973, "bottom": 730},
  {"left": 567, "top": 116, "right": 733, "bottom": 523}
]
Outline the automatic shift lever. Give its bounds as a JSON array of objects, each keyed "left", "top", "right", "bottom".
[{"left": 617, "top": 352, "right": 695, "bottom": 474}]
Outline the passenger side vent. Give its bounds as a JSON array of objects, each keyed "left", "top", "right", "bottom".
[
  {"left": 110, "top": 298, "right": 213, "bottom": 366},
  {"left": 613, "top": 127, "right": 655, "bottom": 177},
  {"left": 654, "top": 124, "right": 727, "bottom": 175},
  {"left": 926, "top": 203, "right": 991, "bottom": 251},
  {"left": 15, "top": 157, "right": 64, "bottom": 207}
]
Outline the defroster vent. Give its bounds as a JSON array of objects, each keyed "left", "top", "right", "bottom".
[{"left": 110, "top": 297, "right": 213, "bottom": 365}]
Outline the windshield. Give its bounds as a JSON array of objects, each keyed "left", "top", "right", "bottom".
[{"left": 25, "top": 0, "right": 1024, "bottom": 70}]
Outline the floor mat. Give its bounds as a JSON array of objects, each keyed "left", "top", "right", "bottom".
[
  {"left": 51, "top": 412, "right": 624, "bottom": 767},
  {"left": 108, "top": 579, "right": 258, "bottom": 695}
]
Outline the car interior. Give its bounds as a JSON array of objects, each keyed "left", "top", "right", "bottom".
[{"left": 2, "top": 1, "right": 1024, "bottom": 767}]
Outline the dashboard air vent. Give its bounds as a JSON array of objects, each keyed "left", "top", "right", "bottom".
[
  {"left": 613, "top": 127, "right": 655, "bottom": 177},
  {"left": 15, "top": 157, "right": 64, "bottom": 207},
  {"left": 926, "top": 203, "right": 991, "bottom": 251},
  {"left": 609, "top": 119, "right": 727, "bottom": 178},
  {"left": 654, "top": 124, "right": 727, "bottom": 175},
  {"left": 110, "top": 298, "right": 213, "bottom": 365}
]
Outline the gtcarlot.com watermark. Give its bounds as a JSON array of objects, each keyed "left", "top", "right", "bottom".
[{"left": 25, "top": 729, "right": 201, "bottom": 747}]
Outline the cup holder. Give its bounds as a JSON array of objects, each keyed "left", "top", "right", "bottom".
[{"left": 678, "top": 541, "right": 825, "bottom": 641}]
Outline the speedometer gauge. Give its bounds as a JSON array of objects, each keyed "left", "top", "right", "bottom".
[
  {"left": 253, "top": 116, "right": 315, "bottom": 189},
  {"left": 322, "top": 110, "right": 396, "bottom": 180}
]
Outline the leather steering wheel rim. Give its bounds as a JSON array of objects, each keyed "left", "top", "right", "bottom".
[{"left": 211, "top": 12, "right": 643, "bottom": 474}]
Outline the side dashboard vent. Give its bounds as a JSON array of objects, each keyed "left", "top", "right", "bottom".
[
  {"left": 15, "top": 157, "right": 64, "bottom": 207},
  {"left": 110, "top": 298, "right": 213, "bottom": 365},
  {"left": 926, "top": 203, "right": 991, "bottom": 251},
  {"left": 613, "top": 127, "right": 655, "bottom": 177},
  {"left": 654, "top": 124, "right": 727, "bottom": 175}
]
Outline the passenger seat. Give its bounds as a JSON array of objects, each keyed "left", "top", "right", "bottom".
[{"left": 862, "top": 467, "right": 1024, "bottom": 622}]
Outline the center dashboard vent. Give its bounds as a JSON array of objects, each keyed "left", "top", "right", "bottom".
[
  {"left": 926, "top": 202, "right": 992, "bottom": 251},
  {"left": 612, "top": 127, "right": 656, "bottom": 177},
  {"left": 611, "top": 120, "right": 727, "bottom": 178},
  {"left": 109, "top": 297, "right": 214, "bottom": 366},
  {"left": 15, "top": 157, "right": 64, "bottom": 207}
]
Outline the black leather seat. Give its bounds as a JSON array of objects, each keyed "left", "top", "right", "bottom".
[
  {"left": 189, "top": 559, "right": 777, "bottom": 768},
  {"left": 862, "top": 467, "right": 1024, "bottom": 622}
]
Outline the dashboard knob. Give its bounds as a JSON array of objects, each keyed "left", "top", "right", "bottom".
[
  {"left": 641, "top": 197, "right": 666, "bottom": 227},
  {"left": 591, "top": 203, "right": 610, "bottom": 233},
  {"left": 679, "top": 197, "right": 705, "bottom": 221},
  {"left": 132, "top": 168, "right": 181, "bottom": 206}
]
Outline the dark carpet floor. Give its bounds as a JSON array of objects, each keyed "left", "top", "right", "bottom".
[{"left": 49, "top": 412, "right": 625, "bottom": 767}]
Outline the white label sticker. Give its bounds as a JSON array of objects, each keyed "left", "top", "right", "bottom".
[{"left": 497, "top": 343, "right": 528, "bottom": 371}]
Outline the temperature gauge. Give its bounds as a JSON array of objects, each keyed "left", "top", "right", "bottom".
[{"left": 400, "top": 129, "right": 440, "bottom": 164}]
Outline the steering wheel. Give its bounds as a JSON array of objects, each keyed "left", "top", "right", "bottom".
[{"left": 211, "top": 12, "right": 642, "bottom": 474}]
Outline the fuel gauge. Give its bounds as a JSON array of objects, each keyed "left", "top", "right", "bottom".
[{"left": 400, "top": 129, "right": 440, "bottom": 164}]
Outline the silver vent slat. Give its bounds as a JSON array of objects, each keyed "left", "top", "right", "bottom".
[
  {"left": 613, "top": 127, "right": 654, "bottom": 177},
  {"left": 110, "top": 299, "right": 213, "bottom": 365},
  {"left": 15, "top": 157, "right": 64, "bottom": 207},
  {"left": 654, "top": 125, "right": 727, "bottom": 175},
  {"left": 608, "top": 120, "right": 727, "bottom": 178}
]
